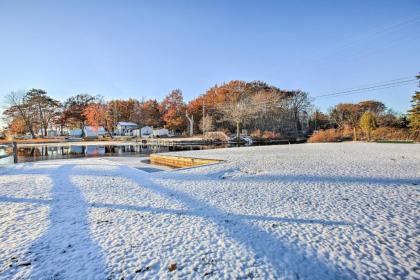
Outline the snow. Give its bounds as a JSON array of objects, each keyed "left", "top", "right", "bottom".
[{"left": 0, "top": 143, "right": 419, "bottom": 279}]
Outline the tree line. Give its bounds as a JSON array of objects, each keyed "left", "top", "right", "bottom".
[
  {"left": 2, "top": 81, "right": 311, "bottom": 139},
  {"left": 308, "top": 80, "right": 420, "bottom": 142},
  {"left": 2, "top": 78, "right": 419, "bottom": 141}
]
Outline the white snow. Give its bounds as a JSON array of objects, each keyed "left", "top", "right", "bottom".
[{"left": 0, "top": 143, "right": 419, "bottom": 279}]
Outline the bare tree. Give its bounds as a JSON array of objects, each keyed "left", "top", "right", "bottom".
[
  {"left": 4, "top": 91, "right": 37, "bottom": 138},
  {"left": 281, "top": 90, "right": 312, "bottom": 138},
  {"left": 199, "top": 115, "right": 214, "bottom": 133},
  {"left": 330, "top": 103, "right": 361, "bottom": 140},
  {"left": 217, "top": 96, "right": 258, "bottom": 141},
  {"left": 185, "top": 110, "right": 194, "bottom": 136}
]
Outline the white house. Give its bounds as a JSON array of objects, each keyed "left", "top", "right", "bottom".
[
  {"left": 140, "top": 126, "right": 153, "bottom": 138},
  {"left": 116, "top": 122, "right": 139, "bottom": 136},
  {"left": 153, "top": 128, "right": 170, "bottom": 137},
  {"left": 69, "top": 129, "right": 83, "bottom": 138},
  {"left": 83, "top": 126, "right": 107, "bottom": 138},
  {"left": 37, "top": 129, "right": 59, "bottom": 137},
  {"left": 131, "top": 129, "right": 141, "bottom": 137}
]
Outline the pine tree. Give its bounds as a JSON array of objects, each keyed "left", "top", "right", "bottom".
[{"left": 407, "top": 74, "right": 420, "bottom": 133}]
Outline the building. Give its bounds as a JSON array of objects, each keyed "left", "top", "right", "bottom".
[
  {"left": 153, "top": 128, "right": 170, "bottom": 137},
  {"left": 69, "top": 129, "right": 83, "bottom": 138},
  {"left": 83, "top": 126, "right": 107, "bottom": 138},
  {"left": 116, "top": 122, "right": 139, "bottom": 136},
  {"left": 140, "top": 126, "right": 153, "bottom": 138}
]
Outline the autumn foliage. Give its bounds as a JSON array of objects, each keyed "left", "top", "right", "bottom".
[
  {"left": 82, "top": 103, "right": 108, "bottom": 132},
  {"left": 2, "top": 77, "right": 419, "bottom": 143},
  {"left": 307, "top": 129, "right": 343, "bottom": 143}
]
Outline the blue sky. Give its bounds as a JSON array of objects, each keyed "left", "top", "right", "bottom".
[{"left": 0, "top": 0, "right": 419, "bottom": 118}]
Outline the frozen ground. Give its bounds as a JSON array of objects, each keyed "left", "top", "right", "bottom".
[{"left": 0, "top": 142, "right": 419, "bottom": 279}]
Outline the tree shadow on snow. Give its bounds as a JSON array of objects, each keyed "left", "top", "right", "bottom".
[
  {"left": 1, "top": 162, "right": 361, "bottom": 279},
  {"left": 112, "top": 165, "right": 356, "bottom": 279},
  {"left": 1, "top": 165, "right": 108, "bottom": 279}
]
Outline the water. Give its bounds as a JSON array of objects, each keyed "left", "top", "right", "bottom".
[
  {"left": 0, "top": 144, "right": 231, "bottom": 165},
  {"left": 0, "top": 140, "right": 301, "bottom": 165}
]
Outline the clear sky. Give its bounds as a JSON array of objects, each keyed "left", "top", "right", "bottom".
[{"left": 0, "top": 0, "right": 419, "bottom": 117}]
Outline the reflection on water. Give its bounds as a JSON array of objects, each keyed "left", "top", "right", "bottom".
[
  {"left": 0, "top": 144, "right": 230, "bottom": 164},
  {"left": 0, "top": 146, "right": 13, "bottom": 165}
]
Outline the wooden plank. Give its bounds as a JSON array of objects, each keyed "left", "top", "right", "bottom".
[{"left": 150, "top": 154, "right": 222, "bottom": 168}]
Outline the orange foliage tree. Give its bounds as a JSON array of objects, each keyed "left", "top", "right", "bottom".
[
  {"left": 140, "top": 99, "right": 162, "bottom": 127},
  {"left": 83, "top": 102, "right": 112, "bottom": 134},
  {"left": 160, "top": 89, "right": 186, "bottom": 132},
  {"left": 9, "top": 117, "right": 28, "bottom": 135}
]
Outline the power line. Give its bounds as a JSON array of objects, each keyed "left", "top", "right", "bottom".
[
  {"left": 314, "top": 81, "right": 417, "bottom": 100},
  {"left": 323, "top": 76, "right": 413, "bottom": 89},
  {"left": 313, "top": 77, "right": 418, "bottom": 99}
]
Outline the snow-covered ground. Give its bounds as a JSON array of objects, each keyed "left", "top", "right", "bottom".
[{"left": 0, "top": 143, "right": 419, "bottom": 279}]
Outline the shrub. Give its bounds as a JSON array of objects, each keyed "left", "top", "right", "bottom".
[
  {"left": 371, "top": 127, "right": 413, "bottom": 141},
  {"left": 341, "top": 125, "right": 358, "bottom": 140},
  {"left": 308, "top": 127, "right": 419, "bottom": 143},
  {"left": 203, "top": 131, "right": 229, "bottom": 142},
  {"left": 307, "top": 129, "right": 343, "bottom": 143},
  {"left": 262, "top": 130, "right": 281, "bottom": 140},
  {"left": 250, "top": 129, "right": 262, "bottom": 138}
]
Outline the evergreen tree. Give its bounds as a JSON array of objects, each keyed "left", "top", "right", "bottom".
[{"left": 407, "top": 74, "right": 420, "bottom": 134}]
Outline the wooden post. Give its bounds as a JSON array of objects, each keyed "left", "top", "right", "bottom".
[{"left": 12, "top": 141, "right": 18, "bottom": 164}]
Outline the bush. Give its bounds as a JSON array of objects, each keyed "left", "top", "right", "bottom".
[
  {"left": 262, "top": 130, "right": 281, "bottom": 140},
  {"left": 308, "top": 127, "right": 419, "bottom": 143},
  {"left": 203, "top": 131, "right": 229, "bottom": 142},
  {"left": 250, "top": 129, "right": 282, "bottom": 140},
  {"left": 308, "top": 129, "right": 343, "bottom": 143},
  {"left": 250, "top": 129, "right": 262, "bottom": 138},
  {"left": 370, "top": 127, "right": 414, "bottom": 141}
]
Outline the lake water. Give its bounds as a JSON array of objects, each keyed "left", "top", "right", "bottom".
[
  {"left": 0, "top": 140, "right": 301, "bottom": 166},
  {"left": 0, "top": 144, "right": 231, "bottom": 165}
]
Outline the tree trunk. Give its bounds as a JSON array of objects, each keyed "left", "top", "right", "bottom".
[
  {"left": 236, "top": 122, "right": 240, "bottom": 142},
  {"left": 185, "top": 111, "right": 194, "bottom": 136},
  {"left": 294, "top": 111, "right": 299, "bottom": 139},
  {"left": 28, "top": 127, "right": 36, "bottom": 139},
  {"left": 353, "top": 127, "right": 357, "bottom": 141}
]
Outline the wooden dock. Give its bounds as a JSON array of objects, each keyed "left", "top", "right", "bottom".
[{"left": 149, "top": 154, "right": 222, "bottom": 168}]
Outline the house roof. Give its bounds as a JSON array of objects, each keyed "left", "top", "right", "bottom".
[
  {"left": 118, "top": 122, "right": 138, "bottom": 126},
  {"left": 84, "top": 126, "right": 106, "bottom": 132}
]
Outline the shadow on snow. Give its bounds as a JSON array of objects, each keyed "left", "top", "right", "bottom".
[{"left": 1, "top": 161, "right": 394, "bottom": 278}]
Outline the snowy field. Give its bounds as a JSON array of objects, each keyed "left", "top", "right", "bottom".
[{"left": 0, "top": 143, "right": 419, "bottom": 279}]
